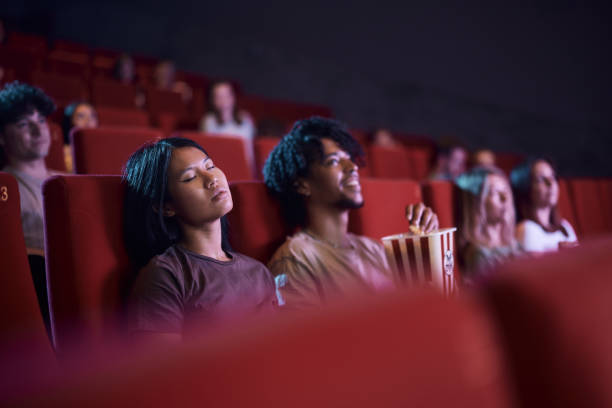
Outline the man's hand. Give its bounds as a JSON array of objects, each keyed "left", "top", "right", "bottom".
[{"left": 405, "top": 203, "right": 439, "bottom": 234}]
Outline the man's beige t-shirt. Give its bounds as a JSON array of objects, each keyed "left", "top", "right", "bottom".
[{"left": 267, "top": 231, "right": 393, "bottom": 310}]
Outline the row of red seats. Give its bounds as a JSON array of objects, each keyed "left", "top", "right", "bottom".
[{"left": 2, "top": 170, "right": 611, "bottom": 406}]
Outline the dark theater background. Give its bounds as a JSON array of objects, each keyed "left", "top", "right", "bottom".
[{"left": 3, "top": 0, "right": 611, "bottom": 175}]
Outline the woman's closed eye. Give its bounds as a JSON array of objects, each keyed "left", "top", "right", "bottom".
[{"left": 181, "top": 175, "right": 196, "bottom": 182}]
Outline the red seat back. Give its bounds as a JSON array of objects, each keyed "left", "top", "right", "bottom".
[
  {"left": 30, "top": 71, "right": 89, "bottom": 107},
  {"left": 422, "top": 180, "right": 459, "bottom": 229},
  {"left": 483, "top": 235, "right": 612, "bottom": 407},
  {"left": 45, "top": 122, "right": 67, "bottom": 172},
  {"left": 6, "top": 32, "right": 48, "bottom": 55},
  {"left": 9, "top": 291, "right": 513, "bottom": 408},
  {"left": 145, "top": 88, "right": 185, "bottom": 116},
  {"left": 0, "top": 172, "right": 56, "bottom": 384},
  {"left": 227, "top": 181, "right": 291, "bottom": 264},
  {"left": 568, "top": 178, "right": 609, "bottom": 237},
  {"left": 177, "top": 132, "right": 253, "bottom": 181},
  {"left": 349, "top": 178, "right": 422, "bottom": 239},
  {"left": 367, "top": 145, "right": 413, "bottom": 179},
  {"left": 43, "top": 175, "right": 128, "bottom": 356},
  {"left": 91, "top": 79, "right": 139, "bottom": 109},
  {"left": 46, "top": 50, "right": 90, "bottom": 79},
  {"left": 240, "top": 94, "right": 332, "bottom": 128},
  {"left": 557, "top": 178, "right": 579, "bottom": 237},
  {"left": 72, "top": 127, "right": 163, "bottom": 174},
  {"left": 95, "top": 106, "right": 150, "bottom": 127},
  {"left": 253, "top": 137, "right": 280, "bottom": 180}
]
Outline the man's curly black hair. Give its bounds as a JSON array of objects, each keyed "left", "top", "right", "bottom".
[
  {"left": 0, "top": 81, "right": 56, "bottom": 131},
  {"left": 263, "top": 116, "right": 365, "bottom": 228}
]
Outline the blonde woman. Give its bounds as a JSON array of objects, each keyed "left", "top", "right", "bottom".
[{"left": 456, "top": 166, "right": 523, "bottom": 283}]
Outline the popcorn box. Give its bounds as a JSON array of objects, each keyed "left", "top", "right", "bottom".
[{"left": 381, "top": 228, "right": 457, "bottom": 296}]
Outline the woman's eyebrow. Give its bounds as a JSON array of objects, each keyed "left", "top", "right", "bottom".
[{"left": 178, "top": 157, "right": 210, "bottom": 176}]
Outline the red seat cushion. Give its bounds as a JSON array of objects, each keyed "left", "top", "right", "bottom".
[
  {"left": 349, "top": 178, "right": 422, "bottom": 239},
  {"left": 227, "top": 181, "right": 291, "bottom": 264},
  {"left": 72, "top": 127, "right": 163, "bottom": 174}
]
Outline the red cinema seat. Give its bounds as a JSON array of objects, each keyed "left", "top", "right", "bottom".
[
  {"left": 422, "top": 180, "right": 459, "bottom": 229},
  {"left": 407, "top": 146, "right": 432, "bottom": 180},
  {"left": 240, "top": 94, "right": 332, "bottom": 128},
  {"left": 95, "top": 106, "right": 150, "bottom": 127},
  {"left": 0, "top": 173, "right": 56, "bottom": 389},
  {"left": 568, "top": 178, "right": 608, "bottom": 237},
  {"left": 46, "top": 50, "right": 90, "bottom": 79},
  {"left": 349, "top": 178, "right": 422, "bottom": 240},
  {"left": 8, "top": 290, "right": 513, "bottom": 408},
  {"left": 495, "top": 152, "right": 524, "bottom": 176},
  {"left": 227, "top": 181, "right": 291, "bottom": 264},
  {"left": 91, "top": 79, "right": 139, "bottom": 109},
  {"left": 6, "top": 32, "right": 48, "bottom": 55},
  {"left": 45, "top": 122, "right": 67, "bottom": 172},
  {"left": 72, "top": 127, "right": 163, "bottom": 175},
  {"left": 599, "top": 179, "right": 612, "bottom": 233},
  {"left": 367, "top": 145, "right": 413, "bottom": 179},
  {"left": 176, "top": 132, "right": 253, "bottom": 181},
  {"left": 253, "top": 137, "right": 280, "bottom": 180},
  {"left": 30, "top": 71, "right": 88, "bottom": 107},
  {"left": 557, "top": 178, "right": 579, "bottom": 238},
  {"left": 53, "top": 39, "right": 89, "bottom": 53},
  {"left": 146, "top": 87, "right": 186, "bottom": 116},
  {"left": 0, "top": 47, "right": 43, "bottom": 80},
  {"left": 43, "top": 175, "right": 128, "bottom": 356},
  {"left": 483, "top": 235, "right": 612, "bottom": 407}
]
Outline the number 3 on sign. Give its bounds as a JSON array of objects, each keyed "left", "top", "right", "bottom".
[{"left": 1, "top": 186, "right": 8, "bottom": 202}]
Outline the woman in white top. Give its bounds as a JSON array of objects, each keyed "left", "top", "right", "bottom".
[
  {"left": 200, "top": 81, "right": 255, "bottom": 140},
  {"left": 510, "top": 159, "right": 578, "bottom": 253}
]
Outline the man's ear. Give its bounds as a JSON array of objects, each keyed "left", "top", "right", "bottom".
[{"left": 294, "top": 178, "right": 311, "bottom": 197}]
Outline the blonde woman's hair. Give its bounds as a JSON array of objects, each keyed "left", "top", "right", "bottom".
[{"left": 456, "top": 166, "right": 516, "bottom": 249}]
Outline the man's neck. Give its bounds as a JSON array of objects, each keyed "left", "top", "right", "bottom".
[
  {"left": 305, "top": 204, "right": 350, "bottom": 248},
  {"left": 6, "top": 158, "right": 49, "bottom": 179}
]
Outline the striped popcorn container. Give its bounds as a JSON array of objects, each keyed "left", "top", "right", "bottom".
[{"left": 381, "top": 228, "right": 457, "bottom": 296}]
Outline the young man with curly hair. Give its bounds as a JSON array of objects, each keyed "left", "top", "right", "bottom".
[{"left": 264, "top": 117, "right": 439, "bottom": 310}]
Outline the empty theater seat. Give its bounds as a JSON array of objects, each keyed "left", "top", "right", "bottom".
[
  {"left": 95, "top": 106, "right": 150, "bottom": 127},
  {"left": 367, "top": 145, "right": 413, "bottom": 179},
  {"left": 349, "top": 178, "right": 422, "bottom": 239},
  {"left": 557, "top": 178, "right": 579, "bottom": 237},
  {"left": 72, "top": 127, "right": 163, "bottom": 174},
  {"left": 176, "top": 132, "right": 253, "bottom": 181},
  {"left": 226, "top": 181, "right": 291, "bottom": 264},
  {"left": 43, "top": 175, "right": 128, "bottom": 356},
  {"left": 422, "top": 180, "right": 459, "bottom": 229},
  {"left": 30, "top": 71, "right": 89, "bottom": 107},
  {"left": 253, "top": 137, "right": 280, "bottom": 179},
  {"left": 8, "top": 290, "right": 514, "bottom": 408},
  {"left": 482, "top": 235, "right": 612, "bottom": 407},
  {"left": 568, "top": 178, "right": 609, "bottom": 237},
  {"left": 0, "top": 173, "right": 56, "bottom": 389},
  {"left": 91, "top": 79, "right": 140, "bottom": 109}
]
